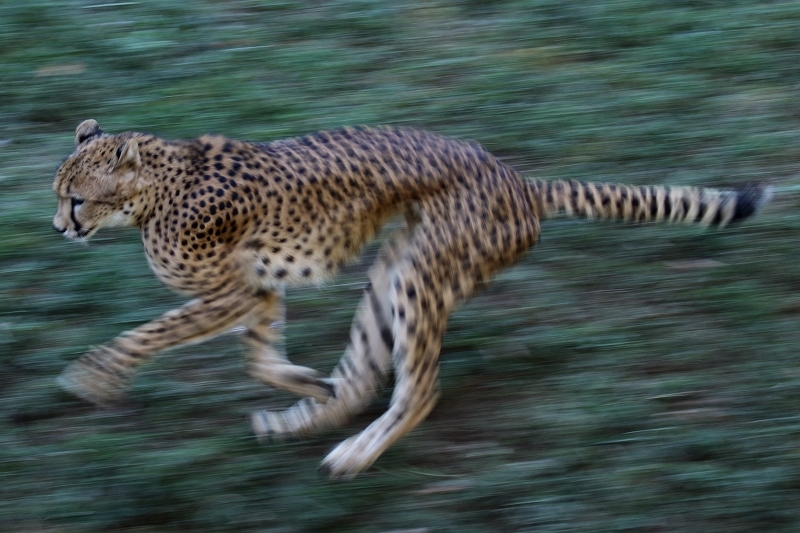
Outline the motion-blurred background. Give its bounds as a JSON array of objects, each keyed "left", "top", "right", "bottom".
[{"left": 2, "top": 1, "right": 800, "bottom": 531}]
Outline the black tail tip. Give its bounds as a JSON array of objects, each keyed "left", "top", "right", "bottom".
[{"left": 732, "top": 183, "right": 773, "bottom": 222}]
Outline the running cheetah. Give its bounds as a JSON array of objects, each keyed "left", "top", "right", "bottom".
[{"left": 52, "top": 119, "right": 770, "bottom": 477}]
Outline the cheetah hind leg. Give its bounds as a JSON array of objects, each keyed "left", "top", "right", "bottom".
[{"left": 320, "top": 258, "right": 446, "bottom": 478}]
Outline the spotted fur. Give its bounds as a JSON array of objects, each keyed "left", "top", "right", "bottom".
[{"left": 53, "top": 119, "right": 769, "bottom": 477}]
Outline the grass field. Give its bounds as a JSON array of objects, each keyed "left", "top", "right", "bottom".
[{"left": 2, "top": 1, "right": 800, "bottom": 531}]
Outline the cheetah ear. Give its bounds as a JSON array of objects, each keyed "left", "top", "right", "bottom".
[
  {"left": 75, "top": 119, "right": 103, "bottom": 147},
  {"left": 112, "top": 139, "right": 141, "bottom": 171}
]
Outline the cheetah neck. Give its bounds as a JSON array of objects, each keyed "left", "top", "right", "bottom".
[{"left": 132, "top": 137, "right": 195, "bottom": 229}]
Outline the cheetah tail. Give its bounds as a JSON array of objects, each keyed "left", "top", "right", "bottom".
[{"left": 528, "top": 179, "right": 772, "bottom": 228}]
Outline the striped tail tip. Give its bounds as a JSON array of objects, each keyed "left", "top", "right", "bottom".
[
  {"left": 731, "top": 183, "right": 772, "bottom": 223},
  {"left": 529, "top": 179, "right": 772, "bottom": 227}
]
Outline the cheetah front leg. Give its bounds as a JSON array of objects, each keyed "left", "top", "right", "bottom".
[
  {"left": 58, "top": 288, "right": 266, "bottom": 406},
  {"left": 244, "top": 288, "right": 336, "bottom": 403},
  {"left": 57, "top": 284, "right": 259, "bottom": 406},
  {"left": 58, "top": 284, "right": 330, "bottom": 406}
]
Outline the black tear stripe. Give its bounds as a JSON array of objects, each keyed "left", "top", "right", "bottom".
[{"left": 70, "top": 204, "right": 83, "bottom": 233}]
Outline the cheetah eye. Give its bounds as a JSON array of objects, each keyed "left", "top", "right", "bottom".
[
  {"left": 115, "top": 145, "right": 124, "bottom": 158},
  {"left": 71, "top": 197, "right": 85, "bottom": 207}
]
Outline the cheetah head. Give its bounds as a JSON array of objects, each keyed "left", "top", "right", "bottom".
[{"left": 52, "top": 120, "right": 144, "bottom": 241}]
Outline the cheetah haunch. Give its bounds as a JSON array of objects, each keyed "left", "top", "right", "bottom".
[{"left": 52, "top": 119, "right": 770, "bottom": 477}]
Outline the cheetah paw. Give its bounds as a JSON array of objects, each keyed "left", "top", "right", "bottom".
[
  {"left": 250, "top": 363, "right": 339, "bottom": 403},
  {"left": 56, "top": 361, "right": 127, "bottom": 408},
  {"left": 319, "top": 433, "right": 380, "bottom": 479}
]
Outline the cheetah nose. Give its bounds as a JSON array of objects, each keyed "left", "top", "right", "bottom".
[{"left": 53, "top": 224, "right": 67, "bottom": 234}]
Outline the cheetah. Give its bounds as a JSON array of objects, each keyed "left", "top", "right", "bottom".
[{"left": 53, "top": 119, "right": 770, "bottom": 477}]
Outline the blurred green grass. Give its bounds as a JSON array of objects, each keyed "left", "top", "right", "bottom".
[{"left": 2, "top": 0, "right": 800, "bottom": 531}]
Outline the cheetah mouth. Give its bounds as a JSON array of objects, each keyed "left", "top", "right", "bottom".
[{"left": 64, "top": 226, "right": 97, "bottom": 242}]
